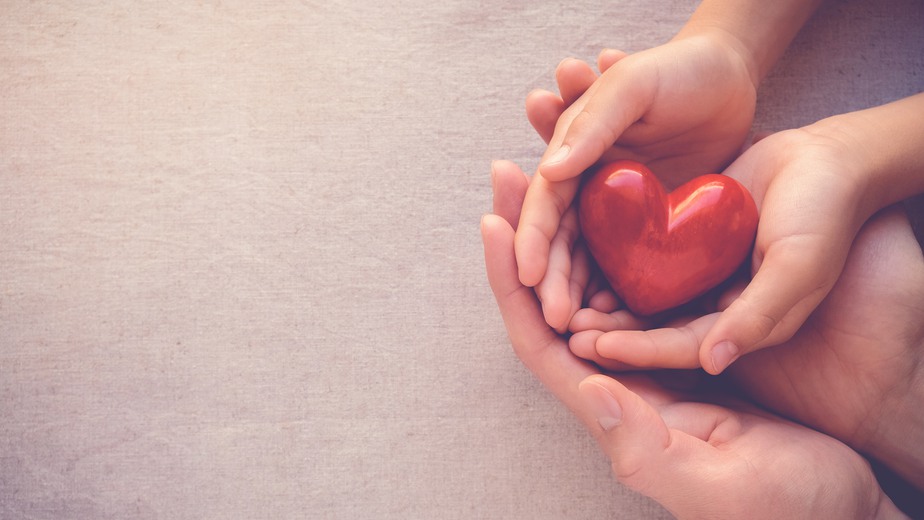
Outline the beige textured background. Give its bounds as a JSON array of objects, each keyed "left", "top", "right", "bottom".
[{"left": 1, "top": 1, "right": 922, "bottom": 518}]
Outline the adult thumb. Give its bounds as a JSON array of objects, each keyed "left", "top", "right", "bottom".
[{"left": 578, "top": 375, "right": 671, "bottom": 488}]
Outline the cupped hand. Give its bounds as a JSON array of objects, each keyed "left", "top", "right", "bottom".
[
  {"left": 730, "top": 204, "right": 924, "bottom": 489},
  {"left": 571, "top": 127, "right": 885, "bottom": 374},
  {"left": 516, "top": 35, "right": 757, "bottom": 329},
  {"left": 484, "top": 160, "right": 902, "bottom": 519},
  {"left": 570, "top": 196, "right": 924, "bottom": 487}
]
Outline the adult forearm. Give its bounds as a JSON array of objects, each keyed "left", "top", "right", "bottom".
[{"left": 676, "top": 0, "right": 824, "bottom": 85}]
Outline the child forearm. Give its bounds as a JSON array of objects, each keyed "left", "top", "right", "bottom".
[
  {"left": 808, "top": 92, "right": 924, "bottom": 218},
  {"left": 677, "top": 0, "right": 825, "bottom": 86}
]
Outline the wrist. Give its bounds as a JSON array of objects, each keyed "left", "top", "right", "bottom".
[
  {"left": 805, "top": 93, "right": 924, "bottom": 220},
  {"left": 676, "top": 0, "right": 823, "bottom": 86},
  {"left": 795, "top": 116, "right": 877, "bottom": 228},
  {"left": 671, "top": 26, "right": 761, "bottom": 90}
]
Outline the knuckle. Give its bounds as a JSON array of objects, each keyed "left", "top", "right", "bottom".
[{"left": 538, "top": 181, "right": 572, "bottom": 219}]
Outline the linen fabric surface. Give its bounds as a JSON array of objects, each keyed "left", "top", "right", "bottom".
[{"left": 2, "top": 1, "right": 922, "bottom": 518}]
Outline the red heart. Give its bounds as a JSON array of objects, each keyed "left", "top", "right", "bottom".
[{"left": 578, "top": 160, "right": 758, "bottom": 316}]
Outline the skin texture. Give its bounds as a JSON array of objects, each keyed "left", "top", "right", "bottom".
[
  {"left": 536, "top": 64, "right": 924, "bottom": 492},
  {"left": 515, "top": 0, "right": 831, "bottom": 368},
  {"left": 516, "top": 0, "right": 826, "bottom": 330},
  {"left": 517, "top": 39, "right": 757, "bottom": 331},
  {"left": 495, "top": 1, "right": 924, "bottom": 513},
  {"left": 528, "top": 62, "right": 924, "bottom": 508},
  {"left": 483, "top": 160, "right": 907, "bottom": 519},
  {"left": 527, "top": 49, "right": 924, "bottom": 375},
  {"left": 570, "top": 202, "right": 924, "bottom": 492}
]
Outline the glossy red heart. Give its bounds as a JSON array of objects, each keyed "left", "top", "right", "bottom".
[{"left": 578, "top": 160, "right": 758, "bottom": 316}]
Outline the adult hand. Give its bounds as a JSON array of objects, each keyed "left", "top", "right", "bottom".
[
  {"left": 570, "top": 200, "right": 924, "bottom": 490},
  {"left": 731, "top": 205, "right": 924, "bottom": 491}
]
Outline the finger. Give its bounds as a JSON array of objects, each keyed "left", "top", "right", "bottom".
[
  {"left": 716, "top": 277, "right": 748, "bottom": 312},
  {"left": 537, "top": 61, "right": 652, "bottom": 182},
  {"left": 535, "top": 207, "right": 581, "bottom": 331},
  {"left": 580, "top": 375, "right": 764, "bottom": 517},
  {"left": 525, "top": 89, "right": 565, "bottom": 144},
  {"left": 578, "top": 260, "right": 622, "bottom": 313},
  {"left": 482, "top": 213, "right": 598, "bottom": 421},
  {"left": 578, "top": 374, "right": 709, "bottom": 498},
  {"left": 569, "top": 308, "right": 650, "bottom": 371},
  {"left": 569, "top": 307, "right": 648, "bottom": 333},
  {"left": 483, "top": 214, "right": 554, "bottom": 346},
  {"left": 555, "top": 57, "right": 598, "bottom": 106},
  {"left": 569, "top": 331, "right": 633, "bottom": 371},
  {"left": 514, "top": 174, "right": 580, "bottom": 286},
  {"left": 586, "top": 283, "right": 621, "bottom": 313},
  {"left": 566, "top": 241, "right": 595, "bottom": 328},
  {"left": 593, "top": 314, "right": 717, "bottom": 369},
  {"left": 491, "top": 160, "right": 530, "bottom": 227},
  {"left": 699, "top": 238, "right": 843, "bottom": 375},
  {"left": 570, "top": 330, "right": 665, "bottom": 373},
  {"left": 597, "top": 48, "right": 629, "bottom": 72}
]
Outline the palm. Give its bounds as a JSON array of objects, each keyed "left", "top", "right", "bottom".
[
  {"left": 612, "top": 373, "right": 882, "bottom": 519},
  {"left": 728, "top": 207, "right": 924, "bottom": 449}
]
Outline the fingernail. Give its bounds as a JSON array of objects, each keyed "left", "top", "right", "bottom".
[
  {"left": 581, "top": 381, "right": 622, "bottom": 431},
  {"left": 542, "top": 145, "right": 570, "bottom": 167},
  {"left": 710, "top": 341, "right": 739, "bottom": 374}
]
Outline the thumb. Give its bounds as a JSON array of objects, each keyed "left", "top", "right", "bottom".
[
  {"left": 577, "top": 375, "right": 671, "bottom": 490},
  {"left": 699, "top": 238, "right": 845, "bottom": 374},
  {"left": 537, "top": 63, "right": 651, "bottom": 183},
  {"left": 577, "top": 374, "right": 728, "bottom": 514},
  {"left": 597, "top": 48, "right": 629, "bottom": 72}
]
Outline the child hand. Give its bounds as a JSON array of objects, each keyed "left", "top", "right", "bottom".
[
  {"left": 702, "top": 92, "right": 924, "bottom": 373},
  {"left": 701, "top": 127, "right": 873, "bottom": 372},
  {"left": 522, "top": 53, "right": 629, "bottom": 332},
  {"left": 515, "top": 34, "right": 757, "bottom": 329},
  {"left": 570, "top": 127, "right": 871, "bottom": 373}
]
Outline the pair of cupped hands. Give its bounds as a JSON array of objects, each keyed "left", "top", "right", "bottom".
[{"left": 483, "top": 38, "right": 923, "bottom": 518}]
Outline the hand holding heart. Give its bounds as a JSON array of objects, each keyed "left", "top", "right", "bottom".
[
  {"left": 495, "top": 3, "right": 924, "bottom": 513},
  {"left": 523, "top": 54, "right": 882, "bottom": 374},
  {"left": 513, "top": 64, "right": 924, "bottom": 509},
  {"left": 569, "top": 164, "right": 924, "bottom": 492},
  {"left": 483, "top": 161, "right": 904, "bottom": 519},
  {"left": 570, "top": 128, "right": 872, "bottom": 374},
  {"left": 516, "top": 38, "right": 757, "bottom": 332}
]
